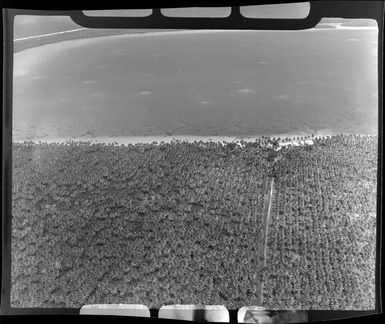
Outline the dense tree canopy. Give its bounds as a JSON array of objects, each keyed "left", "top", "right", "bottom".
[{"left": 11, "top": 135, "right": 377, "bottom": 309}]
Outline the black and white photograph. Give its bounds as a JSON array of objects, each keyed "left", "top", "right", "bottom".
[{"left": 2, "top": 1, "right": 381, "bottom": 320}]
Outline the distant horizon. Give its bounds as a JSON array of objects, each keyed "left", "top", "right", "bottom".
[
  {"left": 13, "top": 22, "right": 379, "bottom": 42},
  {"left": 13, "top": 10, "right": 378, "bottom": 39}
]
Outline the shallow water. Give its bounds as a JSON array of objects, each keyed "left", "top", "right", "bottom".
[{"left": 13, "top": 29, "right": 378, "bottom": 141}]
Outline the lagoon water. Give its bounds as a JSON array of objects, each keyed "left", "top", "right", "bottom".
[{"left": 13, "top": 28, "right": 378, "bottom": 142}]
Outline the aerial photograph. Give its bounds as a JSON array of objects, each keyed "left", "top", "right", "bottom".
[{"left": 10, "top": 3, "right": 378, "bottom": 314}]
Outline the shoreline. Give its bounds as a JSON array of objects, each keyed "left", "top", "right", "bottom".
[
  {"left": 14, "top": 25, "right": 377, "bottom": 54},
  {"left": 14, "top": 25, "right": 377, "bottom": 42},
  {"left": 12, "top": 132, "right": 377, "bottom": 147}
]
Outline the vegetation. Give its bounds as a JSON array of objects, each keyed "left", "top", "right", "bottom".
[
  {"left": 11, "top": 139, "right": 270, "bottom": 308},
  {"left": 263, "top": 135, "right": 377, "bottom": 310},
  {"left": 11, "top": 135, "right": 377, "bottom": 309}
]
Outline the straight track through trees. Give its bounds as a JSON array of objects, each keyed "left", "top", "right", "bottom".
[{"left": 259, "top": 177, "right": 275, "bottom": 305}]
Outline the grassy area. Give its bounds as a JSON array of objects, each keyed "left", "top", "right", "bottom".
[{"left": 11, "top": 135, "right": 377, "bottom": 309}]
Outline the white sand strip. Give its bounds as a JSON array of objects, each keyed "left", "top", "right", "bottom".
[
  {"left": 12, "top": 132, "right": 333, "bottom": 146},
  {"left": 14, "top": 28, "right": 88, "bottom": 41},
  {"left": 13, "top": 132, "right": 376, "bottom": 146}
]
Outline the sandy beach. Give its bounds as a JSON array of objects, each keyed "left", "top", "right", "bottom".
[{"left": 12, "top": 133, "right": 325, "bottom": 145}]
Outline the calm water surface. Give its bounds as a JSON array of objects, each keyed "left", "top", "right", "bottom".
[{"left": 13, "top": 29, "right": 378, "bottom": 141}]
